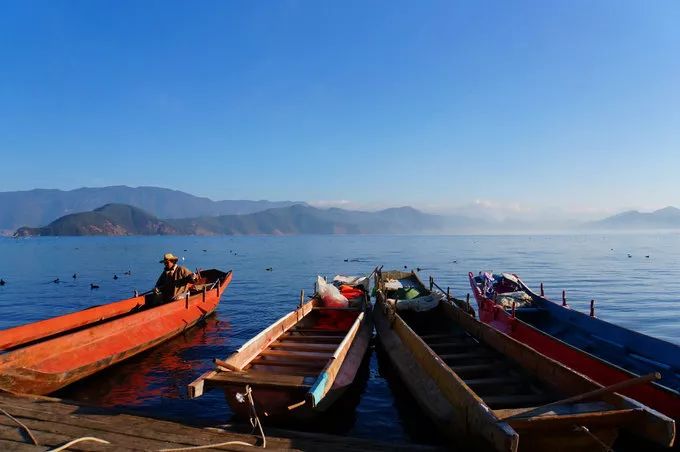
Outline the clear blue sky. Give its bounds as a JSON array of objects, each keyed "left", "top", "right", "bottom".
[{"left": 1, "top": 1, "right": 679, "bottom": 215}]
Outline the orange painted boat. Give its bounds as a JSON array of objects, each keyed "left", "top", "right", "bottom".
[{"left": 0, "top": 268, "right": 232, "bottom": 395}]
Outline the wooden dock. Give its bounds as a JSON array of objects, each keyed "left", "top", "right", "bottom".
[{"left": 0, "top": 392, "right": 439, "bottom": 451}]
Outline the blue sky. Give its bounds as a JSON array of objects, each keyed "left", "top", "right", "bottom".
[{"left": 1, "top": 1, "right": 679, "bottom": 218}]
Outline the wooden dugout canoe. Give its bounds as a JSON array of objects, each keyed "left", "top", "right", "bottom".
[
  {"left": 189, "top": 277, "right": 373, "bottom": 420},
  {"left": 469, "top": 271, "right": 680, "bottom": 421},
  {"left": 374, "top": 270, "right": 675, "bottom": 451},
  {"left": 0, "top": 269, "right": 232, "bottom": 395}
]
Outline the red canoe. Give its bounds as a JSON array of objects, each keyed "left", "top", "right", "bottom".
[
  {"left": 0, "top": 269, "right": 232, "bottom": 395},
  {"left": 469, "top": 271, "right": 680, "bottom": 421}
]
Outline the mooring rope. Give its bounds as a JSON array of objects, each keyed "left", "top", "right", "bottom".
[
  {"left": 158, "top": 385, "right": 266, "bottom": 451},
  {"left": 0, "top": 407, "right": 39, "bottom": 446},
  {"left": 47, "top": 437, "right": 111, "bottom": 452},
  {"left": 573, "top": 425, "right": 613, "bottom": 452}
]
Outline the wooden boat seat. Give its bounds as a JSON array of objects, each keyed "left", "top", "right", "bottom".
[
  {"left": 288, "top": 328, "right": 347, "bottom": 336},
  {"left": 259, "top": 350, "right": 333, "bottom": 360},
  {"left": 278, "top": 335, "right": 343, "bottom": 343},
  {"left": 463, "top": 376, "right": 525, "bottom": 390},
  {"left": 448, "top": 361, "right": 510, "bottom": 378},
  {"left": 269, "top": 342, "right": 339, "bottom": 352},
  {"left": 439, "top": 350, "right": 497, "bottom": 362},
  {"left": 205, "top": 371, "right": 315, "bottom": 390},
  {"left": 482, "top": 393, "right": 556, "bottom": 409}
]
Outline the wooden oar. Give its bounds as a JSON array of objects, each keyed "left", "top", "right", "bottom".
[{"left": 501, "top": 372, "right": 661, "bottom": 420}]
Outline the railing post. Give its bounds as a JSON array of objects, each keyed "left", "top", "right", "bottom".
[
  {"left": 299, "top": 289, "right": 304, "bottom": 308},
  {"left": 429, "top": 276, "right": 433, "bottom": 291},
  {"left": 562, "top": 290, "right": 567, "bottom": 306},
  {"left": 590, "top": 299, "right": 596, "bottom": 317},
  {"left": 540, "top": 282, "right": 544, "bottom": 297}
]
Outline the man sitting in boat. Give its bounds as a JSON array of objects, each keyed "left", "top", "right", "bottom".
[{"left": 154, "top": 253, "right": 197, "bottom": 303}]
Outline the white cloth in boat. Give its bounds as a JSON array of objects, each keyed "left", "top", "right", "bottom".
[
  {"left": 383, "top": 279, "right": 403, "bottom": 290},
  {"left": 392, "top": 291, "right": 444, "bottom": 312},
  {"left": 501, "top": 272, "right": 520, "bottom": 284},
  {"left": 495, "top": 291, "right": 533, "bottom": 309},
  {"left": 333, "top": 275, "right": 370, "bottom": 292}
]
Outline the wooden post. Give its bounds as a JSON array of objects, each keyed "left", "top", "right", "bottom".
[
  {"left": 447, "top": 287, "right": 451, "bottom": 300},
  {"left": 216, "top": 281, "right": 220, "bottom": 298},
  {"left": 299, "top": 289, "right": 304, "bottom": 308},
  {"left": 540, "top": 282, "right": 544, "bottom": 297},
  {"left": 202, "top": 287, "right": 206, "bottom": 303},
  {"left": 429, "top": 276, "right": 433, "bottom": 291},
  {"left": 562, "top": 290, "right": 567, "bottom": 306},
  {"left": 590, "top": 299, "right": 595, "bottom": 317},
  {"left": 511, "top": 302, "right": 516, "bottom": 318},
  {"left": 466, "top": 293, "right": 471, "bottom": 311},
  {"left": 185, "top": 292, "right": 190, "bottom": 309}
]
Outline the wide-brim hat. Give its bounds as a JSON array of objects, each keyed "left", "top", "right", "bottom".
[{"left": 160, "top": 253, "right": 179, "bottom": 263}]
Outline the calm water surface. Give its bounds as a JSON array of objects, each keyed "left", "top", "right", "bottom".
[{"left": 0, "top": 234, "right": 679, "bottom": 444}]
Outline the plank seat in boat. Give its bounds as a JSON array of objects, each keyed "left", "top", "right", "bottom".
[
  {"left": 259, "top": 349, "right": 334, "bottom": 360},
  {"left": 269, "top": 342, "right": 339, "bottom": 352},
  {"left": 287, "top": 328, "right": 347, "bottom": 335},
  {"left": 205, "top": 371, "right": 315, "bottom": 389},
  {"left": 277, "top": 335, "right": 344, "bottom": 343}
]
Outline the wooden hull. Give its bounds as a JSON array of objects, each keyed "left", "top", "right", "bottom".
[
  {"left": 189, "top": 277, "right": 374, "bottom": 422},
  {"left": 373, "top": 270, "right": 675, "bottom": 451},
  {"left": 469, "top": 272, "right": 680, "bottom": 421},
  {"left": 224, "top": 312, "right": 372, "bottom": 419},
  {"left": 0, "top": 269, "right": 232, "bottom": 395}
]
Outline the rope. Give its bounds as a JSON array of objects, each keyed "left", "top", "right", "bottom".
[
  {"left": 47, "top": 437, "right": 111, "bottom": 451},
  {"left": 0, "top": 407, "right": 39, "bottom": 446},
  {"left": 573, "top": 425, "right": 613, "bottom": 451},
  {"left": 158, "top": 385, "right": 266, "bottom": 451}
]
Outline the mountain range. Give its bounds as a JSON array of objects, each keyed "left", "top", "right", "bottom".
[
  {"left": 584, "top": 206, "right": 680, "bottom": 230},
  {"left": 0, "top": 186, "right": 303, "bottom": 232},
  {"left": 14, "top": 203, "right": 453, "bottom": 236},
  {"left": 5, "top": 186, "right": 680, "bottom": 236}
]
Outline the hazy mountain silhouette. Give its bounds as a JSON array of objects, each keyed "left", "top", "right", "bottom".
[
  {"left": 15, "top": 203, "right": 458, "bottom": 236},
  {"left": 0, "top": 186, "right": 304, "bottom": 231}
]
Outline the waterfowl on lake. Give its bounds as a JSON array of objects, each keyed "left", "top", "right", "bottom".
[
  {"left": 0, "top": 279, "right": 5, "bottom": 286},
  {"left": 90, "top": 283, "right": 99, "bottom": 290},
  {"left": 53, "top": 278, "right": 59, "bottom": 284},
  {"left": 113, "top": 274, "right": 118, "bottom": 280}
]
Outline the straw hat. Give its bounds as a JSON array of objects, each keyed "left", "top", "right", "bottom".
[{"left": 160, "top": 253, "right": 179, "bottom": 263}]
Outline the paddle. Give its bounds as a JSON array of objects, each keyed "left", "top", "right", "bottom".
[{"left": 500, "top": 372, "right": 661, "bottom": 420}]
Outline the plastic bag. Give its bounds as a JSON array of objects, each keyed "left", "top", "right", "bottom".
[{"left": 317, "top": 276, "right": 348, "bottom": 308}]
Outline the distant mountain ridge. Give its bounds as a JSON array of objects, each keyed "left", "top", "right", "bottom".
[
  {"left": 585, "top": 206, "right": 680, "bottom": 229},
  {"left": 0, "top": 186, "right": 304, "bottom": 232},
  {"left": 14, "top": 203, "right": 453, "bottom": 236}
]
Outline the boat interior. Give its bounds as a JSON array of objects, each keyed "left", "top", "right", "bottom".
[
  {"left": 472, "top": 272, "right": 680, "bottom": 393},
  {"left": 399, "top": 305, "right": 562, "bottom": 411}
]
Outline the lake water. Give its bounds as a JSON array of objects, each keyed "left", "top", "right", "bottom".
[{"left": 0, "top": 234, "right": 679, "bottom": 445}]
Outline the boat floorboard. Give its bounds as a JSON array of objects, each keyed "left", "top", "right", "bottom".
[
  {"left": 0, "top": 392, "right": 438, "bottom": 451},
  {"left": 399, "top": 307, "right": 561, "bottom": 410}
]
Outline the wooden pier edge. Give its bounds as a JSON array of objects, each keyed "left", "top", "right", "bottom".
[{"left": 0, "top": 392, "right": 442, "bottom": 451}]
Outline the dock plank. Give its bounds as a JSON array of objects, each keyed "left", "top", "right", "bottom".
[{"left": 0, "top": 393, "right": 439, "bottom": 451}]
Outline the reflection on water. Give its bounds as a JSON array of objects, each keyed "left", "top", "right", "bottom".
[{"left": 1, "top": 234, "right": 680, "bottom": 445}]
